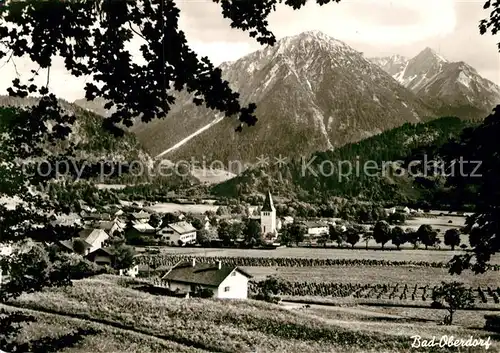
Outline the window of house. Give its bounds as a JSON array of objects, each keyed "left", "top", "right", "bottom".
[
  {"left": 231, "top": 272, "right": 236, "bottom": 276},
  {"left": 224, "top": 286, "right": 230, "bottom": 292}
]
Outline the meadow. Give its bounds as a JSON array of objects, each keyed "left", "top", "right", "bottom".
[{"left": 4, "top": 275, "right": 498, "bottom": 352}]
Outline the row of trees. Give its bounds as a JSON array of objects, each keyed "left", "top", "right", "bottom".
[{"left": 279, "top": 221, "right": 463, "bottom": 250}]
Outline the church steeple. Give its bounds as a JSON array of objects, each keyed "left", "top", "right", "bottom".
[
  {"left": 260, "top": 190, "right": 277, "bottom": 236},
  {"left": 261, "top": 190, "right": 275, "bottom": 212}
]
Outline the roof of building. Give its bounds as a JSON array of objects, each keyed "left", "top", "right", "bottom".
[
  {"left": 132, "top": 223, "right": 156, "bottom": 233},
  {"left": 86, "top": 229, "right": 109, "bottom": 245},
  {"left": 131, "top": 211, "right": 150, "bottom": 219},
  {"left": 301, "top": 221, "right": 328, "bottom": 228},
  {"left": 78, "top": 229, "right": 109, "bottom": 245},
  {"left": 59, "top": 239, "right": 92, "bottom": 252},
  {"left": 84, "top": 213, "right": 111, "bottom": 220},
  {"left": 86, "top": 247, "right": 114, "bottom": 257},
  {"left": 162, "top": 261, "right": 252, "bottom": 287},
  {"left": 168, "top": 221, "right": 196, "bottom": 235},
  {"left": 97, "top": 221, "right": 122, "bottom": 232},
  {"left": 261, "top": 191, "right": 275, "bottom": 212}
]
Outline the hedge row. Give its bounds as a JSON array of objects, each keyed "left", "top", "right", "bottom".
[{"left": 135, "top": 254, "right": 500, "bottom": 270}]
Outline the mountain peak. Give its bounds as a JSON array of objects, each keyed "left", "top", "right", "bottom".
[
  {"left": 418, "top": 47, "right": 448, "bottom": 63},
  {"left": 277, "top": 30, "right": 347, "bottom": 49}
]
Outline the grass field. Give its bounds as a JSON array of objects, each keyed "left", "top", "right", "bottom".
[
  {"left": 5, "top": 275, "right": 499, "bottom": 352},
  {"left": 0, "top": 305, "right": 203, "bottom": 353}
]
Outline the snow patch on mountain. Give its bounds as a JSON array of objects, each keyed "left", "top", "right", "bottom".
[
  {"left": 457, "top": 71, "right": 471, "bottom": 88},
  {"left": 371, "top": 47, "right": 500, "bottom": 117}
]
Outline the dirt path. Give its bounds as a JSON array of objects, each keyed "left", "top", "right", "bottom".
[{"left": 281, "top": 301, "right": 403, "bottom": 318}]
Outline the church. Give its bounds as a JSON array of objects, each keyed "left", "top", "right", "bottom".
[{"left": 260, "top": 191, "right": 277, "bottom": 236}]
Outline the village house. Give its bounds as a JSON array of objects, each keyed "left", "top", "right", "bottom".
[
  {"left": 50, "top": 213, "right": 83, "bottom": 227},
  {"left": 86, "top": 247, "right": 114, "bottom": 267},
  {"left": 57, "top": 239, "right": 92, "bottom": 255},
  {"left": 159, "top": 221, "right": 197, "bottom": 245},
  {"left": 125, "top": 223, "right": 157, "bottom": 241},
  {"left": 96, "top": 219, "right": 125, "bottom": 237},
  {"left": 78, "top": 228, "right": 110, "bottom": 253},
  {"left": 395, "top": 206, "right": 411, "bottom": 214},
  {"left": 161, "top": 259, "right": 252, "bottom": 299},
  {"left": 190, "top": 214, "right": 211, "bottom": 230},
  {"left": 77, "top": 200, "right": 96, "bottom": 213},
  {"left": 130, "top": 211, "right": 151, "bottom": 223},
  {"left": 282, "top": 216, "right": 294, "bottom": 226},
  {"left": 82, "top": 212, "right": 112, "bottom": 222},
  {"left": 300, "top": 221, "right": 329, "bottom": 237},
  {"left": 120, "top": 264, "right": 139, "bottom": 277}
]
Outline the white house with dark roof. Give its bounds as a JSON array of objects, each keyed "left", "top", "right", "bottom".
[
  {"left": 161, "top": 259, "right": 252, "bottom": 299},
  {"left": 159, "top": 221, "right": 197, "bottom": 245},
  {"left": 300, "top": 221, "right": 329, "bottom": 237}
]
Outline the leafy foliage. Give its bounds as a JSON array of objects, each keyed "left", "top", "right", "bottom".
[
  {"left": 417, "top": 224, "right": 440, "bottom": 250},
  {"left": 432, "top": 281, "right": 475, "bottom": 324},
  {"left": 373, "top": 221, "right": 391, "bottom": 249},
  {"left": 444, "top": 229, "right": 461, "bottom": 250},
  {"left": 437, "top": 107, "right": 500, "bottom": 274}
]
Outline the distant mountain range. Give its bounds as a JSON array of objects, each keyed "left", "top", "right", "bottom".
[
  {"left": 73, "top": 31, "right": 500, "bottom": 166},
  {"left": 369, "top": 48, "right": 500, "bottom": 118}
]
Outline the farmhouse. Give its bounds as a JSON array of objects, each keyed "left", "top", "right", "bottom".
[
  {"left": 131, "top": 211, "right": 151, "bottom": 223},
  {"left": 159, "top": 221, "right": 197, "bottom": 245},
  {"left": 120, "top": 264, "right": 139, "bottom": 277},
  {"left": 395, "top": 206, "right": 410, "bottom": 214},
  {"left": 50, "top": 213, "right": 82, "bottom": 227},
  {"left": 162, "top": 259, "right": 252, "bottom": 299},
  {"left": 97, "top": 220, "right": 124, "bottom": 237},
  {"left": 57, "top": 239, "right": 92, "bottom": 255},
  {"left": 86, "top": 247, "right": 114, "bottom": 266},
  {"left": 300, "top": 221, "right": 329, "bottom": 236},
  {"left": 190, "top": 214, "right": 211, "bottom": 230},
  {"left": 78, "top": 228, "right": 110, "bottom": 253},
  {"left": 82, "top": 212, "right": 112, "bottom": 222}
]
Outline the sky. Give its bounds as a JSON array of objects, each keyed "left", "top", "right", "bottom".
[{"left": 0, "top": 0, "right": 499, "bottom": 102}]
